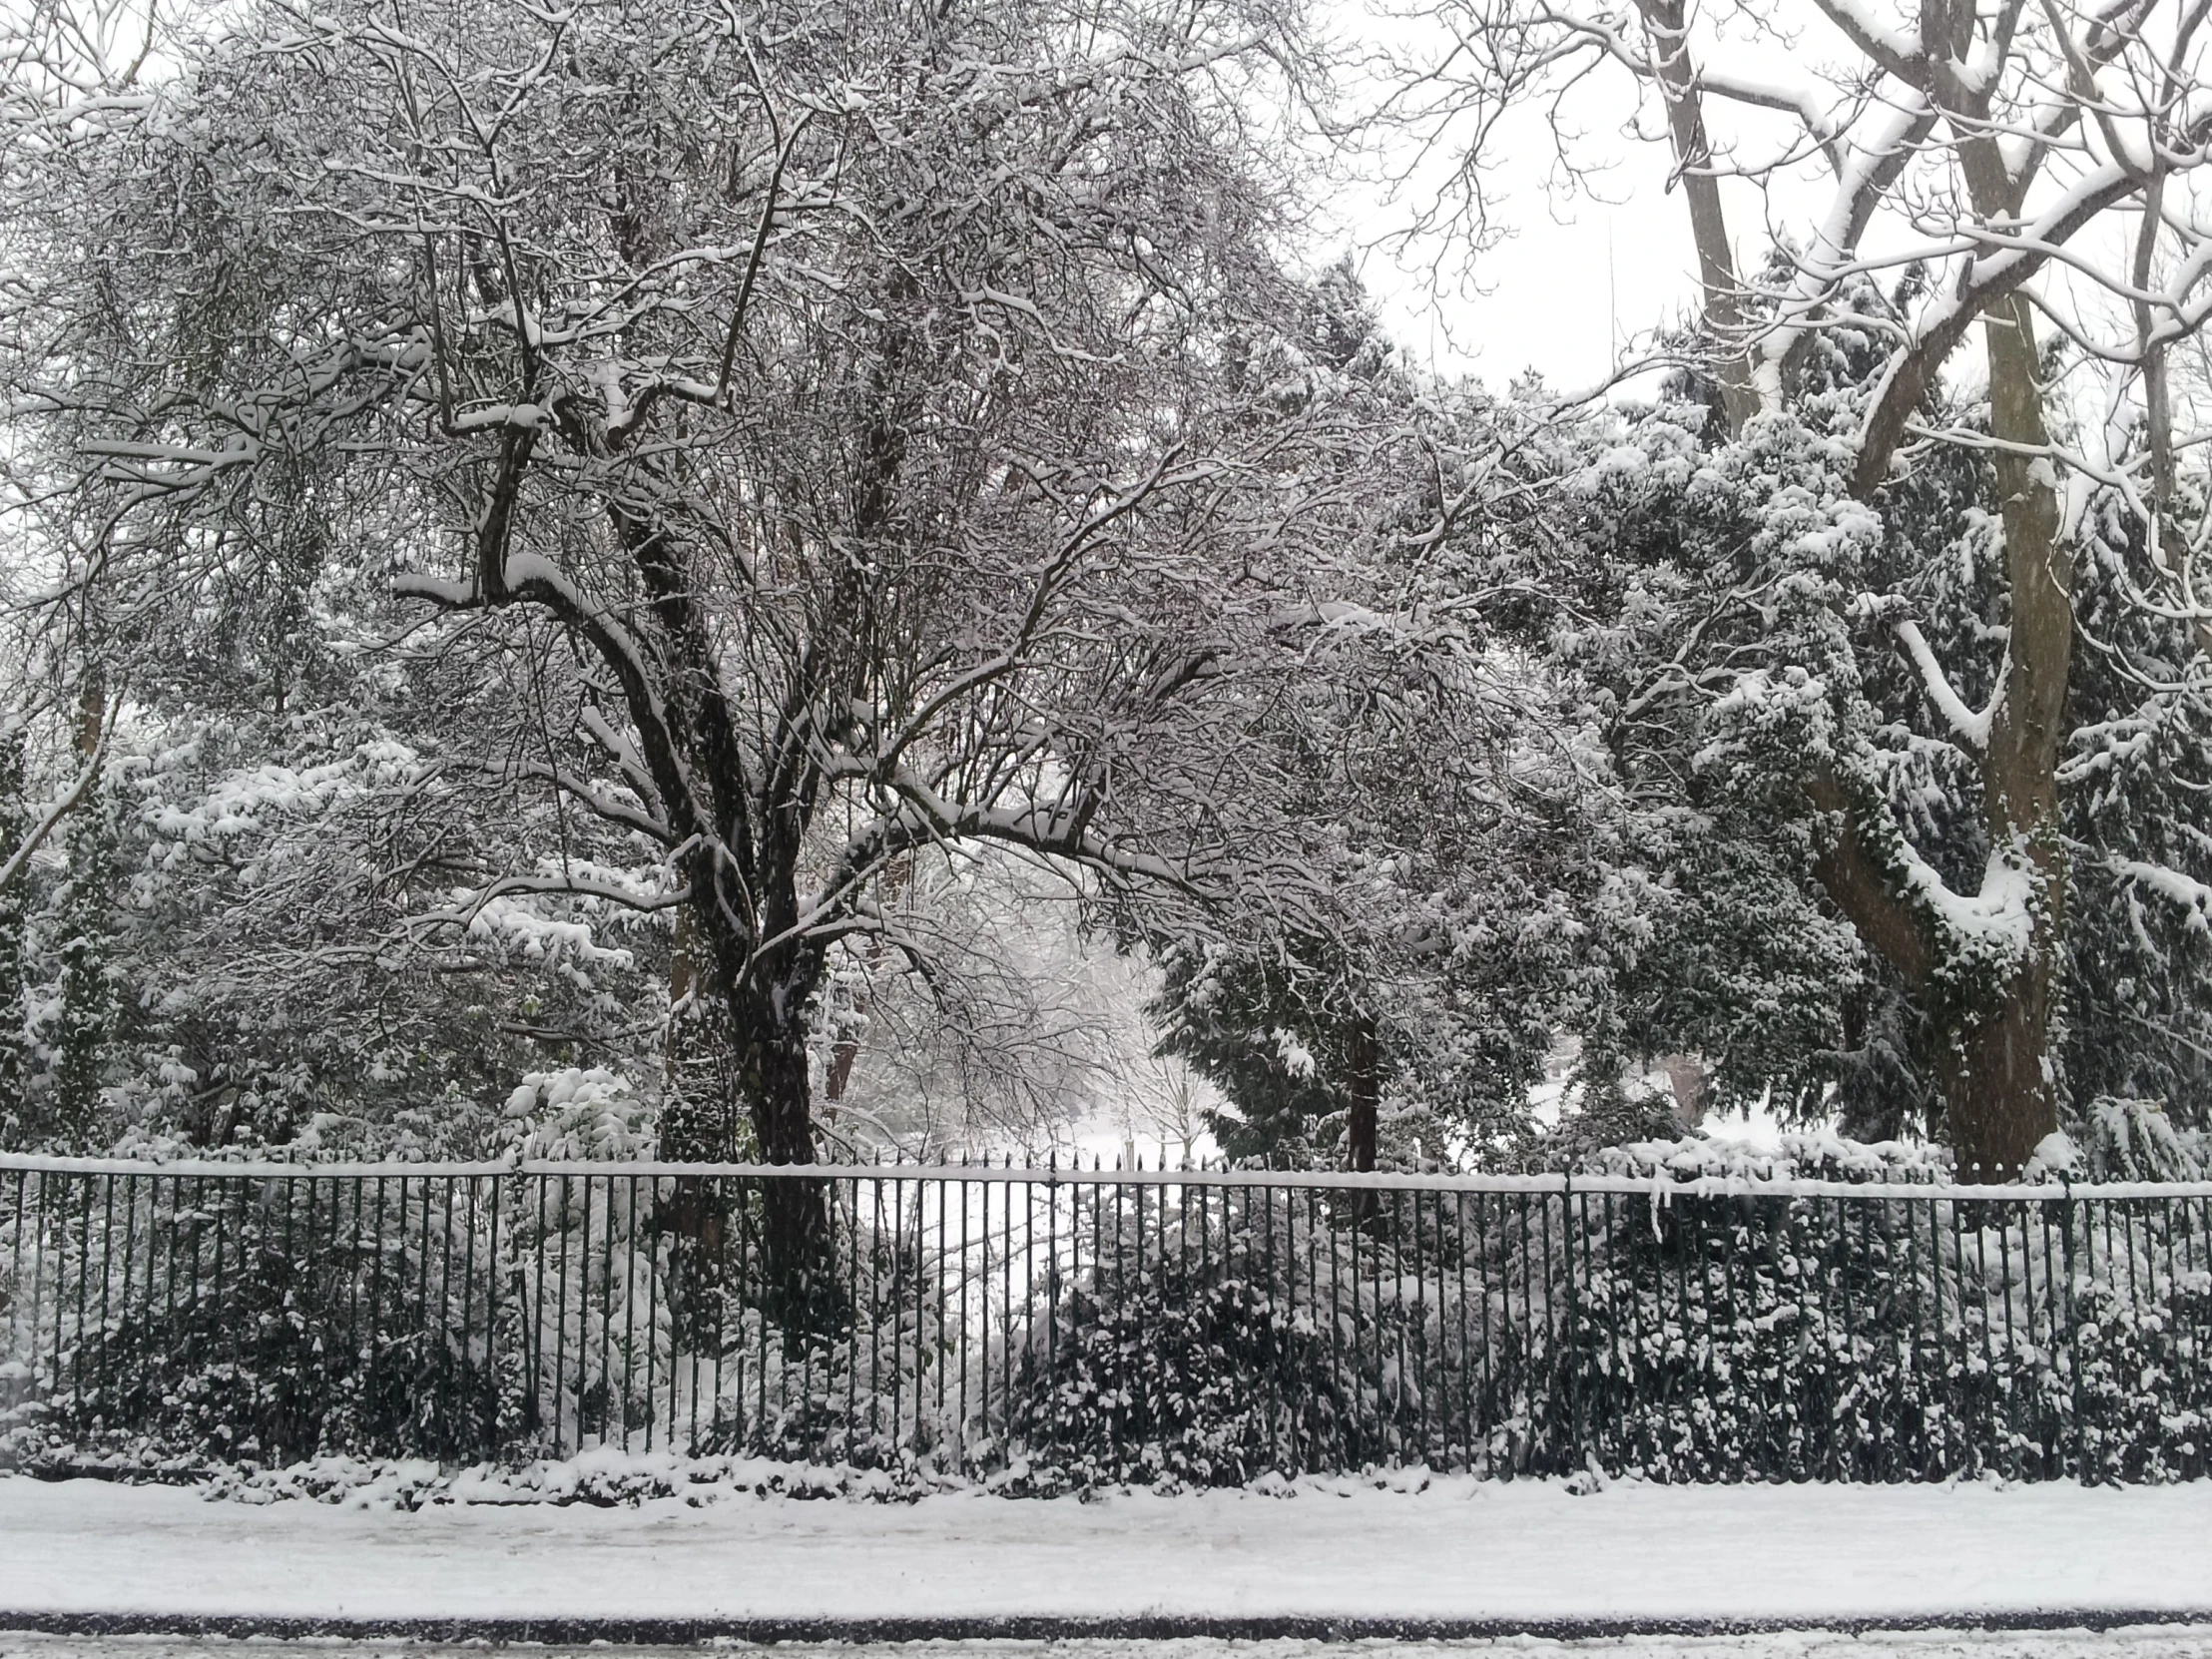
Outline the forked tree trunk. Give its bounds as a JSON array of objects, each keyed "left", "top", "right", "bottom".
[
  {"left": 1938, "top": 293, "right": 2068, "bottom": 1176},
  {"left": 735, "top": 955, "right": 842, "bottom": 1336},
  {"left": 1801, "top": 302, "right": 2070, "bottom": 1180}
]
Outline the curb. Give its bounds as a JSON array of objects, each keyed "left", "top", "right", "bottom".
[{"left": 5, "top": 1611, "right": 2212, "bottom": 1644}]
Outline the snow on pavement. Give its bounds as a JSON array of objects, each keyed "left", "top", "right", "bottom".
[
  {"left": 8, "top": 1638, "right": 2212, "bottom": 1659},
  {"left": 2, "top": 1473, "right": 2210, "bottom": 1627}
]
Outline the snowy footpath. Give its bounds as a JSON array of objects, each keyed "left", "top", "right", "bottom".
[
  {"left": 10, "top": 1638, "right": 2212, "bottom": 1659},
  {"left": 1, "top": 1472, "right": 2210, "bottom": 1638}
]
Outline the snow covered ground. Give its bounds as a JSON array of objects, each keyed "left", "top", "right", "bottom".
[
  {"left": 1, "top": 1471, "right": 2209, "bottom": 1631},
  {"left": 8, "top": 1636, "right": 2212, "bottom": 1659}
]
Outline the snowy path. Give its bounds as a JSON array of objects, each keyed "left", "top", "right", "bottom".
[
  {"left": 9, "top": 1638, "right": 2212, "bottom": 1659},
  {"left": 2, "top": 1474, "right": 2210, "bottom": 1631}
]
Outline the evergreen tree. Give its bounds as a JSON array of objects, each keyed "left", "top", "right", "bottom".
[{"left": 47, "top": 782, "right": 116, "bottom": 1151}]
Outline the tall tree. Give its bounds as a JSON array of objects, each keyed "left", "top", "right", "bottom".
[
  {"left": 1135, "top": 276, "right": 1637, "bottom": 1170},
  {"left": 0, "top": 0, "right": 1333, "bottom": 1284},
  {"left": 1388, "top": 0, "right": 2212, "bottom": 1172}
]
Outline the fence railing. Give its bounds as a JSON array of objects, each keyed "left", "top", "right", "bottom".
[{"left": 3, "top": 1154, "right": 2210, "bottom": 1485}]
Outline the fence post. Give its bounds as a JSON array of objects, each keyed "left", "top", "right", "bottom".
[
  {"left": 1562, "top": 1172, "right": 1582, "bottom": 1473},
  {"left": 2060, "top": 1173, "right": 2084, "bottom": 1483}
]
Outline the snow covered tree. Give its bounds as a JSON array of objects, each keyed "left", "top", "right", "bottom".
[
  {"left": 1389, "top": 0, "right": 2212, "bottom": 1172},
  {"left": 1132, "top": 276, "right": 1645, "bottom": 1170},
  {"left": 45, "top": 780, "right": 115, "bottom": 1150},
  {"left": 0, "top": 0, "right": 1349, "bottom": 1300}
]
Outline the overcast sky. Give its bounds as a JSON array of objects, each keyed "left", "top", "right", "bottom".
[
  {"left": 1345, "top": 148, "right": 1704, "bottom": 394},
  {"left": 1311, "top": 4, "right": 1726, "bottom": 396}
]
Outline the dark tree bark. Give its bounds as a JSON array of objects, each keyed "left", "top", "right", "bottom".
[{"left": 1346, "top": 1014, "right": 1380, "bottom": 1173}]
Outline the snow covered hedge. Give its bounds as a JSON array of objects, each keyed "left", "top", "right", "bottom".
[
  {"left": 995, "top": 1133, "right": 2211, "bottom": 1488},
  {"left": 4, "top": 1131, "right": 2208, "bottom": 1486}
]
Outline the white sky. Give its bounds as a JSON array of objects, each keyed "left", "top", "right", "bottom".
[
  {"left": 1309, "top": 0, "right": 1759, "bottom": 393},
  {"left": 1340, "top": 143, "right": 1707, "bottom": 393},
  {"left": 1318, "top": 1, "right": 2194, "bottom": 410}
]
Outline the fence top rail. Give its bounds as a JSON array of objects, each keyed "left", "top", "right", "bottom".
[{"left": 4, "top": 1150, "right": 2211, "bottom": 1203}]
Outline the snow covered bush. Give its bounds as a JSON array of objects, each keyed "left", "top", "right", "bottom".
[
  {"left": 497, "top": 1069, "right": 657, "bottom": 1162},
  {"left": 1488, "top": 1160, "right": 2211, "bottom": 1483},
  {"left": 1, "top": 1173, "right": 526, "bottom": 1470},
  {"left": 1002, "top": 1189, "right": 1460, "bottom": 1489},
  {"left": 1004, "top": 1237, "right": 1339, "bottom": 1489}
]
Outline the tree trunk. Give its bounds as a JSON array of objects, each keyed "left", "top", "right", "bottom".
[
  {"left": 737, "top": 961, "right": 841, "bottom": 1336},
  {"left": 1938, "top": 973, "right": 2059, "bottom": 1179},
  {"left": 1941, "top": 293, "right": 2067, "bottom": 1178},
  {"left": 1346, "top": 1015, "right": 1379, "bottom": 1174},
  {"left": 1633, "top": 0, "right": 1757, "bottom": 431}
]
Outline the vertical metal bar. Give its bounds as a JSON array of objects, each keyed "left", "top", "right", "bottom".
[
  {"left": 1601, "top": 1190, "right": 1623, "bottom": 1476},
  {"left": 1996, "top": 1203, "right": 2019, "bottom": 1481},
  {"left": 889, "top": 1173, "right": 905, "bottom": 1463},
  {"left": 97, "top": 1172, "right": 119, "bottom": 1419},
  {"left": 1539, "top": 1188, "right": 1559, "bottom": 1470},
  {"left": 904, "top": 1170, "right": 917, "bottom": 1464},
  {"left": 620, "top": 1174, "right": 639, "bottom": 1450},
  {"left": 979, "top": 1170, "right": 994, "bottom": 1464},
  {"left": 1945, "top": 1193, "right": 1971, "bottom": 1472},
  {"left": 1259, "top": 1177, "right": 1278, "bottom": 1473},
  {"left": 1304, "top": 1182, "right": 1319, "bottom": 1473},
  {"left": 1564, "top": 1183, "right": 1586, "bottom": 1474},
  {"left": 687, "top": 1178, "right": 703, "bottom": 1458},
  {"left": 1000, "top": 1164, "right": 1013, "bottom": 1474},
  {"left": 958, "top": 1166, "right": 971, "bottom": 1468},
  {"left": 407, "top": 1175, "right": 426, "bottom": 1455},
  {"left": 2041, "top": 1194, "right": 2065, "bottom": 1477},
  {"left": 1040, "top": 1163, "right": 1056, "bottom": 1478},
  {"left": 1926, "top": 1198, "right": 1945, "bottom": 1477},
  {"left": 1450, "top": 1194, "right": 1468, "bottom": 1468},
  {"left": 936, "top": 1171, "right": 950, "bottom": 1458},
  {"left": 2061, "top": 1186, "right": 2082, "bottom": 1480},
  {"left": 1410, "top": 1185, "right": 1430, "bottom": 1467},
  {"left": 530, "top": 1174, "right": 549, "bottom": 1445},
  {"left": 642, "top": 1175, "right": 661, "bottom": 1454},
  {"left": 595, "top": 1175, "right": 614, "bottom": 1447},
  {"left": 751, "top": 1176, "right": 766, "bottom": 1455},
  {"left": 1478, "top": 1192, "right": 1495, "bottom": 1473},
  {"left": 557, "top": 1173, "right": 577, "bottom": 1456},
  {"left": 459, "top": 1176, "right": 481, "bottom": 1454},
  {"left": 866, "top": 1174, "right": 881, "bottom": 1448}
]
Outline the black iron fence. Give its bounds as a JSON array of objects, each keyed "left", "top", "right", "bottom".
[{"left": 2, "top": 1154, "right": 2209, "bottom": 1485}]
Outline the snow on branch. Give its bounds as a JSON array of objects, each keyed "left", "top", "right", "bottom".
[
  {"left": 1891, "top": 618, "right": 1995, "bottom": 748},
  {"left": 2109, "top": 855, "right": 2212, "bottom": 929}
]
